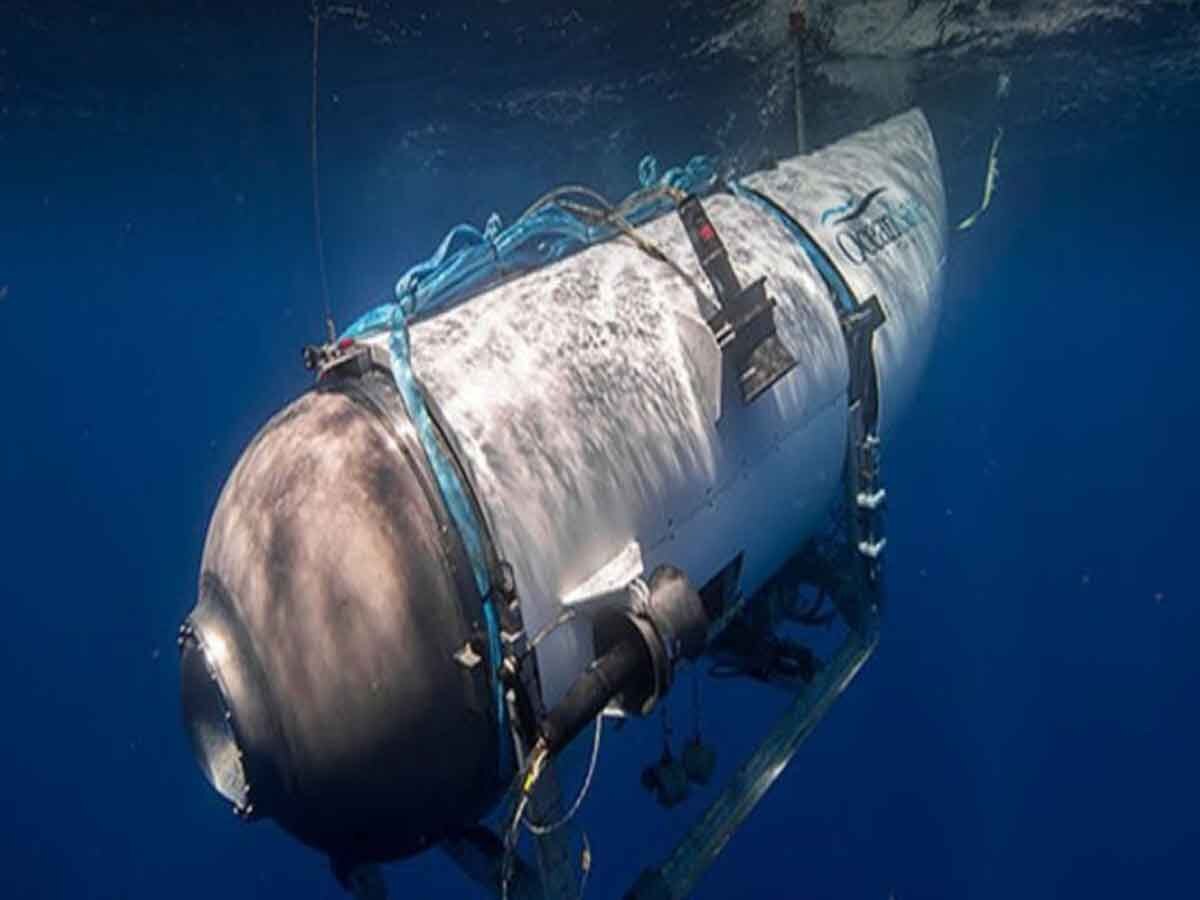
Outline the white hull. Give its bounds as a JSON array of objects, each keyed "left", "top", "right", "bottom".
[{"left": 367, "top": 109, "right": 946, "bottom": 706}]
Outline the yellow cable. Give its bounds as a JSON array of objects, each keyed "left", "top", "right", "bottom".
[{"left": 522, "top": 742, "right": 548, "bottom": 795}]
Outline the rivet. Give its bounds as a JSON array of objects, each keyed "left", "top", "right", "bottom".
[{"left": 497, "top": 562, "right": 516, "bottom": 598}]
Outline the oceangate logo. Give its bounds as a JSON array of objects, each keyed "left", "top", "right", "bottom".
[
  {"left": 820, "top": 187, "right": 888, "bottom": 225},
  {"left": 820, "top": 187, "right": 933, "bottom": 266}
]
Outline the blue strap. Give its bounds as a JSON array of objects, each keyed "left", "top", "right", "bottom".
[
  {"left": 341, "top": 155, "right": 717, "bottom": 342},
  {"left": 385, "top": 304, "right": 510, "bottom": 780},
  {"left": 729, "top": 181, "right": 859, "bottom": 316}
]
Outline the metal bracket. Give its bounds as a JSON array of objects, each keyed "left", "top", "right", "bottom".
[
  {"left": 676, "top": 196, "right": 798, "bottom": 407},
  {"left": 302, "top": 338, "right": 392, "bottom": 382},
  {"left": 454, "top": 641, "right": 484, "bottom": 670},
  {"left": 706, "top": 278, "right": 800, "bottom": 404}
]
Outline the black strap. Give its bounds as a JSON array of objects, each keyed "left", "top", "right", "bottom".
[
  {"left": 676, "top": 195, "right": 799, "bottom": 406},
  {"left": 678, "top": 195, "right": 743, "bottom": 304}
]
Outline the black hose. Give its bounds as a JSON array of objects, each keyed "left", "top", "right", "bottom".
[{"left": 540, "top": 637, "right": 652, "bottom": 756}]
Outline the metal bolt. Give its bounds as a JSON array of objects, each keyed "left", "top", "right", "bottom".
[{"left": 497, "top": 562, "right": 516, "bottom": 598}]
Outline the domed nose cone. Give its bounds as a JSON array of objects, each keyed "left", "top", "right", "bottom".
[{"left": 181, "top": 378, "right": 500, "bottom": 863}]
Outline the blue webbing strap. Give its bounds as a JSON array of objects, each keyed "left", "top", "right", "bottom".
[
  {"left": 341, "top": 155, "right": 717, "bottom": 340},
  {"left": 729, "top": 180, "right": 889, "bottom": 608},
  {"left": 728, "top": 181, "right": 859, "bottom": 316},
  {"left": 385, "top": 303, "right": 510, "bottom": 779}
]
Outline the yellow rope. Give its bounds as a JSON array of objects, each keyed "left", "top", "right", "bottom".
[{"left": 956, "top": 126, "right": 1004, "bottom": 232}]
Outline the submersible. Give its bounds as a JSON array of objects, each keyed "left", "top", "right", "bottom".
[{"left": 179, "top": 109, "right": 946, "bottom": 890}]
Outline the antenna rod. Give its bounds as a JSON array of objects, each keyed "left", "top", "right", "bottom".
[
  {"left": 310, "top": 2, "right": 336, "bottom": 342},
  {"left": 789, "top": 1, "right": 808, "bottom": 155}
]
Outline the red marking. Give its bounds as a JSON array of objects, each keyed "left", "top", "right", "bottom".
[
  {"left": 337, "top": 338, "right": 355, "bottom": 350},
  {"left": 698, "top": 222, "right": 716, "bottom": 242}
]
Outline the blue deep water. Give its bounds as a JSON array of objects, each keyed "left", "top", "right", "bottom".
[{"left": 1, "top": 3, "right": 1197, "bottom": 898}]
